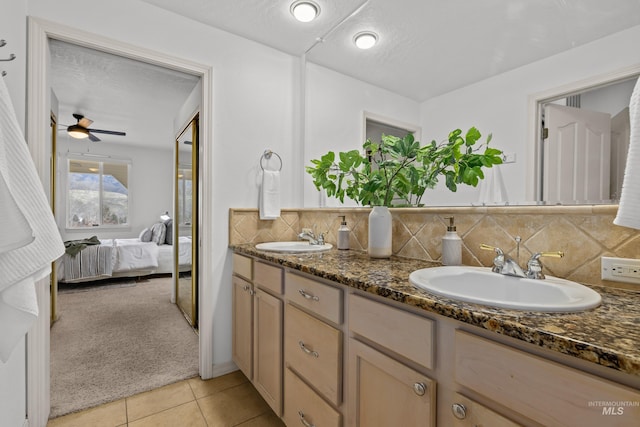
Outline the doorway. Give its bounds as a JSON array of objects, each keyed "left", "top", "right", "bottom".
[{"left": 26, "top": 17, "right": 213, "bottom": 423}]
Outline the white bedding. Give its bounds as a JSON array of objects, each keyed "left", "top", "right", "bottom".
[
  {"left": 102, "top": 238, "right": 159, "bottom": 272},
  {"left": 57, "top": 236, "right": 192, "bottom": 283}
]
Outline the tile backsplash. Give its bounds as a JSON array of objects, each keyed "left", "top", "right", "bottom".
[{"left": 229, "top": 206, "right": 640, "bottom": 288}]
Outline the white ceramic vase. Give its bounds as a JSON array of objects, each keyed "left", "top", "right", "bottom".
[{"left": 368, "top": 206, "right": 392, "bottom": 258}]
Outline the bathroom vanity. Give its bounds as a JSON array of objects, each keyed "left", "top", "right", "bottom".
[{"left": 230, "top": 245, "right": 640, "bottom": 426}]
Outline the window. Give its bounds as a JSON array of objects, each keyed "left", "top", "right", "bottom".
[{"left": 67, "top": 157, "right": 130, "bottom": 228}]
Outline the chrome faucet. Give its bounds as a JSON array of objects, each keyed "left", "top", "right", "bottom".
[
  {"left": 525, "top": 251, "right": 564, "bottom": 279},
  {"left": 480, "top": 244, "right": 564, "bottom": 279},
  {"left": 298, "top": 227, "right": 325, "bottom": 245},
  {"left": 480, "top": 244, "right": 526, "bottom": 277}
]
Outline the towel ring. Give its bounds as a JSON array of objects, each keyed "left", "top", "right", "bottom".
[{"left": 260, "top": 149, "right": 282, "bottom": 171}]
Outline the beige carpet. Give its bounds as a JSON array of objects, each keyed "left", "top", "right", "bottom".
[{"left": 50, "top": 276, "right": 199, "bottom": 418}]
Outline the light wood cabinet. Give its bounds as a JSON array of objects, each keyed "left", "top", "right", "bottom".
[
  {"left": 449, "top": 392, "right": 521, "bottom": 427},
  {"left": 284, "top": 368, "right": 342, "bottom": 427},
  {"left": 231, "top": 274, "right": 253, "bottom": 378},
  {"left": 348, "top": 338, "right": 436, "bottom": 427},
  {"left": 285, "top": 303, "right": 342, "bottom": 405},
  {"left": 349, "top": 293, "right": 435, "bottom": 370},
  {"left": 233, "top": 252, "right": 640, "bottom": 427},
  {"left": 283, "top": 272, "right": 345, "bottom": 425},
  {"left": 232, "top": 255, "right": 284, "bottom": 417},
  {"left": 253, "top": 288, "right": 283, "bottom": 415},
  {"left": 455, "top": 330, "right": 640, "bottom": 427}
]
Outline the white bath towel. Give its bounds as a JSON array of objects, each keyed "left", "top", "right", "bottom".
[
  {"left": 614, "top": 77, "right": 640, "bottom": 230},
  {"left": 260, "top": 170, "right": 281, "bottom": 220},
  {"left": 0, "top": 77, "right": 65, "bottom": 362}
]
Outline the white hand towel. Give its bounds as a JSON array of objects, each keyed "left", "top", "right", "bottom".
[
  {"left": 614, "top": 77, "right": 640, "bottom": 230},
  {"left": 0, "top": 77, "right": 65, "bottom": 362},
  {"left": 477, "top": 165, "right": 508, "bottom": 205},
  {"left": 260, "top": 170, "right": 281, "bottom": 220}
]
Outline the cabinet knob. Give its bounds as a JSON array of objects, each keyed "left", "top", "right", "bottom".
[
  {"left": 413, "top": 382, "right": 426, "bottom": 396},
  {"left": 299, "top": 289, "right": 320, "bottom": 301},
  {"left": 452, "top": 403, "right": 467, "bottom": 420},
  {"left": 298, "top": 410, "right": 315, "bottom": 427}
]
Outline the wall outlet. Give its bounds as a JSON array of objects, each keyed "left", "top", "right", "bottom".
[{"left": 601, "top": 256, "right": 640, "bottom": 285}]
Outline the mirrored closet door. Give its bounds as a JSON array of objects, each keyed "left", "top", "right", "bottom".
[{"left": 175, "top": 114, "right": 198, "bottom": 328}]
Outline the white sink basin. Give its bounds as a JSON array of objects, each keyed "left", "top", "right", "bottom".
[
  {"left": 255, "top": 241, "right": 333, "bottom": 253},
  {"left": 409, "top": 266, "right": 601, "bottom": 312}
]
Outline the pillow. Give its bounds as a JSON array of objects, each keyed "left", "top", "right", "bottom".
[
  {"left": 164, "top": 219, "right": 173, "bottom": 245},
  {"left": 139, "top": 227, "right": 152, "bottom": 242},
  {"left": 150, "top": 222, "right": 166, "bottom": 245}
]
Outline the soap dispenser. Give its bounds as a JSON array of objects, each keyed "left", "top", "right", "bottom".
[
  {"left": 337, "top": 215, "right": 350, "bottom": 250},
  {"left": 442, "top": 217, "right": 462, "bottom": 265}
]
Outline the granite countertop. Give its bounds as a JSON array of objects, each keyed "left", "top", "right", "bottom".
[{"left": 230, "top": 243, "right": 640, "bottom": 377}]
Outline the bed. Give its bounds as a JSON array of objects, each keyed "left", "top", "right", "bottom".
[{"left": 57, "top": 236, "right": 192, "bottom": 283}]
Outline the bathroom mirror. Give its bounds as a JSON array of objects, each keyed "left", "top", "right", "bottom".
[
  {"left": 534, "top": 76, "right": 636, "bottom": 204},
  {"left": 301, "top": 12, "right": 639, "bottom": 207},
  {"left": 175, "top": 115, "right": 198, "bottom": 328}
]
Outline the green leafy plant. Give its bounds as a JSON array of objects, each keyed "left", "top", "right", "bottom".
[{"left": 306, "top": 127, "right": 503, "bottom": 207}]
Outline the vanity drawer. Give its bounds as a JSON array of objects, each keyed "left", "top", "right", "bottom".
[
  {"left": 284, "top": 368, "right": 341, "bottom": 427},
  {"left": 254, "top": 261, "right": 283, "bottom": 294},
  {"left": 232, "top": 253, "right": 252, "bottom": 281},
  {"left": 285, "top": 271, "right": 342, "bottom": 324},
  {"left": 455, "top": 330, "right": 640, "bottom": 427},
  {"left": 349, "top": 293, "right": 435, "bottom": 370},
  {"left": 285, "top": 303, "right": 342, "bottom": 405}
]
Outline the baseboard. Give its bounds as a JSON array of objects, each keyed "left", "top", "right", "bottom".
[{"left": 210, "top": 361, "right": 238, "bottom": 378}]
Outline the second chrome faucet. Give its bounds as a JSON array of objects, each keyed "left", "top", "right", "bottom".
[{"left": 480, "top": 243, "right": 564, "bottom": 279}]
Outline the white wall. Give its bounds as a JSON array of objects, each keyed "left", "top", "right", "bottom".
[
  {"left": 21, "top": 0, "right": 297, "bottom": 393},
  {"left": 581, "top": 78, "right": 636, "bottom": 116},
  {"left": 419, "top": 24, "right": 640, "bottom": 206},
  {"left": 304, "top": 62, "right": 420, "bottom": 207},
  {"left": 0, "top": 1, "right": 29, "bottom": 425},
  {"left": 55, "top": 138, "right": 174, "bottom": 241}
]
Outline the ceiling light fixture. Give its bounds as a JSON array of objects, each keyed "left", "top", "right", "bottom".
[
  {"left": 291, "top": 1, "right": 320, "bottom": 23},
  {"left": 354, "top": 31, "right": 378, "bottom": 49},
  {"left": 67, "top": 124, "right": 89, "bottom": 139}
]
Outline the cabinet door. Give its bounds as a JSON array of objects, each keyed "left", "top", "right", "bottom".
[
  {"left": 450, "top": 393, "right": 521, "bottom": 427},
  {"left": 348, "top": 339, "right": 436, "bottom": 427},
  {"left": 253, "top": 288, "right": 283, "bottom": 416},
  {"left": 232, "top": 275, "right": 253, "bottom": 379}
]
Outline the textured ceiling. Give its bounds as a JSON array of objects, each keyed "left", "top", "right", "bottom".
[
  {"left": 142, "top": 0, "right": 640, "bottom": 101},
  {"left": 51, "top": 0, "right": 640, "bottom": 148},
  {"left": 50, "top": 39, "right": 200, "bottom": 148}
]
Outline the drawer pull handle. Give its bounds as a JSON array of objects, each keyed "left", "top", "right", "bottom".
[
  {"left": 298, "top": 340, "right": 319, "bottom": 358},
  {"left": 299, "top": 289, "right": 319, "bottom": 301},
  {"left": 298, "top": 410, "right": 315, "bottom": 427},
  {"left": 243, "top": 285, "right": 255, "bottom": 296},
  {"left": 413, "top": 382, "right": 426, "bottom": 396},
  {"left": 452, "top": 403, "right": 467, "bottom": 420}
]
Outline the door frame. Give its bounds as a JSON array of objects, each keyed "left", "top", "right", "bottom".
[
  {"left": 26, "top": 17, "right": 214, "bottom": 425},
  {"left": 526, "top": 63, "right": 640, "bottom": 202}
]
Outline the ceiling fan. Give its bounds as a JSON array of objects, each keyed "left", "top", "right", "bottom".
[{"left": 65, "top": 113, "right": 126, "bottom": 142}]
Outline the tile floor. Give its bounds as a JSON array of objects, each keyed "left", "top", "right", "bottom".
[{"left": 47, "top": 370, "right": 285, "bottom": 427}]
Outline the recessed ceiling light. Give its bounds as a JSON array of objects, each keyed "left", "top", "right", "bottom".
[
  {"left": 291, "top": 1, "right": 320, "bottom": 23},
  {"left": 354, "top": 31, "right": 378, "bottom": 50}
]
